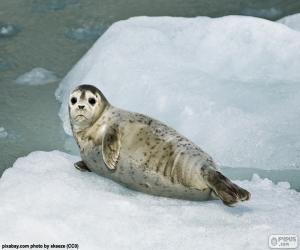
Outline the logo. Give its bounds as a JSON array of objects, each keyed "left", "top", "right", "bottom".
[{"left": 269, "top": 235, "right": 298, "bottom": 249}]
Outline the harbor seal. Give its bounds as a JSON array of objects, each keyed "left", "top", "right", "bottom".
[{"left": 69, "top": 84, "right": 251, "bottom": 206}]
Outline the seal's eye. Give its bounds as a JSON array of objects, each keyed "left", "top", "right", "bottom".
[
  {"left": 88, "top": 98, "right": 96, "bottom": 105},
  {"left": 71, "top": 97, "right": 77, "bottom": 105}
]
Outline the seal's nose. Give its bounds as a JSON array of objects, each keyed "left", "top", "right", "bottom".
[{"left": 78, "top": 105, "right": 85, "bottom": 110}]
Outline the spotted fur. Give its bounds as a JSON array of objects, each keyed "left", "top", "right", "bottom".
[{"left": 69, "top": 85, "right": 251, "bottom": 205}]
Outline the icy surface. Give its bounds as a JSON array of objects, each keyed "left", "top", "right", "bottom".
[
  {"left": 16, "top": 67, "right": 58, "bottom": 86},
  {"left": 277, "top": 13, "right": 300, "bottom": 31},
  {"left": 0, "top": 127, "right": 8, "bottom": 139},
  {"left": 56, "top": 16, "right": 300, "bottom": 170},
  {"left": 0, "top": 151, "right": 299, "bottom": 249}
]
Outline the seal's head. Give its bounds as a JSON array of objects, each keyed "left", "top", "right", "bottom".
[{"left": 69, "top": 84, "right": 108, "bottom": 131}]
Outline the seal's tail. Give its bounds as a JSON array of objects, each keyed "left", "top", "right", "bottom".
[{"left": 201, "top": 166, "right": 251, "bottom": 206}]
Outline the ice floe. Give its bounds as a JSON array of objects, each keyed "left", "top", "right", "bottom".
[
  {"left": 0, "top": 58, "right": 10, "bottom": 71},
  {"left": 240, "top": 7, "right": 282, "bottom": 19},
  {"left": 0, "top": 127, "right": 8, "bottom": 139},
  {"left": 31, "top": 0, "right": 79, "bottom": 12},
  {"left": 0, "top": 23, "right": 20, "bottom": 38},
  {"left": 16, "top": 68, "right": 58, "bottom": 86},
  {"left": 65, "top": 25, "right": 106, "bottom": 42},
  {"left": 0, "top": 151, "right": 299, "bottom": 249}
]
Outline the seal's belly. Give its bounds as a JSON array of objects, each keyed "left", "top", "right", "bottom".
[
  {"left": 82, "top": 147, "right": 212, "bottom": 201},
  {"left": 117, "top": 152, "right": 212, "bottom": 201}
]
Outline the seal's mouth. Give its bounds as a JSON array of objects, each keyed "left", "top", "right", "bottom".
[{"left": 75, "top": 114, "right": 87, "bottom": 121}]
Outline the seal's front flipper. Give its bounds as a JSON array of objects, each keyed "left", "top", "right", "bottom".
[
  {"left": 202, "top": 166, "right": 251, "bottom": 206},
  {"left": 102, "top": 127, "right": 120, "bottom": 170},
  {"left": 74, "top": 161, "right": 91, "bottom": 172}
]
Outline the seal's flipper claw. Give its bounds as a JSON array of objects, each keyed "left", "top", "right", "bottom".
[
  {"left": 74, "top": 161, "right": 91, "bottom": 172},
  {"left": 202, "top": 167, "right": 251, "bottom": 206}
]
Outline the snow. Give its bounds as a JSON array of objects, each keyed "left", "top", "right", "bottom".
[
  {"left": 16, "top": 68, "right": 58, "bottom": 86},
  {"left": 0, "top": 151, "right": 299, "bottom": 249},
  {"left": 0, "top": 127, "right": 8, "bottom": 139},
  {"left": 277, "top": 13, "right": 300, "bottom": 31},
  {"left": 56, "top": 16, "right": 300, "bottom": 170}
]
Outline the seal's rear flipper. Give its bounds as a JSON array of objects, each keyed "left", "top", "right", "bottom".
[
  {"left": 201, "top": 166, "right": 251, "bottom": 206},
  {"left": 74, "top": 161, "right": 91, "bottom": 172}
]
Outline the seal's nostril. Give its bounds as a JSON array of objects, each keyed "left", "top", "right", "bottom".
[{"left": 78, "top": 105, "right": 85, "bottom": 110}]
